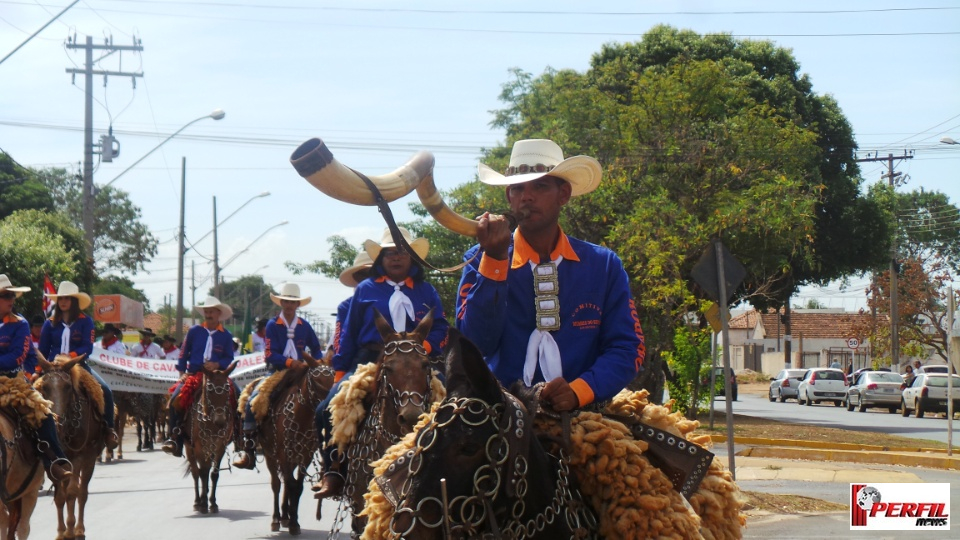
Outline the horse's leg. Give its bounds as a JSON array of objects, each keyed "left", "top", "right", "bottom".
[
  {"left": 53, "top": 476, "right": 67, "bottom": 540},
  {"left": 3, "top": 500, "right": 18, "bottom": 540},
  {"left": 209, "top": 452, "right": 222, "bottom": 514},
  {"left": 269, "top": 468, "right": 282, "bottom": 532},
  {"left": 287, "top": 466, "right": 304, "bottom": 535},
  {"left": 198, "top": 463, "right": 210, "bottom": 514},
  {"left": 192, "top": 459, "right": 203, "bottom": 513},
  {"left": 136, "top": 418, "right": 144, "bottom": 452},
  {"left": 75, "top": 457, "right": 96, "bottom": 539},
  {"left": 16, "top": 473, "right": 41, "bottom": 540}
]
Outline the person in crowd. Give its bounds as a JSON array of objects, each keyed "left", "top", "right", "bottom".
[
  {"left": 30, "top": 315, "right": 44, "bottom": 348},
  {"left": 331, "top": 250, "right": 375, "bottom": 356},
  {"left": 160, "top": 334, "right": 180, "bottom": 360},
  {"left": 312, "top": 227, "right": 449, "bottom": 500},
  {"left": 98, "top": 323, "right": 128, "bottom": 354},
  {"left": 251, "top": 318, "right": 267, "bottom": 353},
  {"left": 457, "top": 138, "right": 644, "bottom": 413},
  {"left": 130, "top": 328, "right": 164, "bottom": 358},
  {"left": 39, "top": 280, "right": 119, "bottom": 450},
  {"left": 161, "top": 296, "right": 237, "bottom": 457},
  {"left": 903, "top": 364, "right": 916, "bottom": 387},
  {"left": 0, "top": 274, "right": 74, "bottom": 482},
  {"left": 913, "top": 359, "right": 923, "bottom": 371},
  {"left": 233, "top": 283, "right": 320, "bottom": 470}
]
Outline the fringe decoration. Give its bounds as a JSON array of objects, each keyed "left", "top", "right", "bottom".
[
  {"left": 174, "top": 372, "right": 203, "bottom": 411},
  {"left": 250, "top": 371, "right": 285, "bottom": 422},
  {"left": 237, "top": 376, "right": 263, "bottom": 415},
  {"left": 0, "top": 375, "right": 53, "bottom": 429}
]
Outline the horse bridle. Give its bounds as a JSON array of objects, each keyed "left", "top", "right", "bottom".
[{"left": 385, "top": 394, "right": 595, "bottom": 539}]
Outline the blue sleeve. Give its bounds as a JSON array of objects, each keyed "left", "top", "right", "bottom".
[
  {"left": 222, "top": 331, "right": 235, "bottom": 363},
  {"left": 333, "top": 289, "right": 362, "bottom": 372},
  {"left": 74, "top": 316, "right": 94, "bottom": 357},
  {"left": 303, "top": 320, "right": 322, "bottom": 358},
  {"left": 0, "top": 321, "right": 30, "bottom": 371},
  {"left": 423, "top": 284, "right": 450, "bottom": 356},
  {"left": 265, "top": 320, "right": 286, "bottom": 369},
  {"left": 456, "top": 245, "right": 508, "bottom": 358},
  {"left": 38, "top": 320, "right": 53, "bottom": 360},
  {"left": 178, "top": 328, "right": 191, "bottom": 373}
]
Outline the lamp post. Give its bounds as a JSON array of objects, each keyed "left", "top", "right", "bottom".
[
  {"left": 942, "top": 137, "right": 959, "bottom": 146},
  {"left": 216, "top": 221, "right": 289, "bottom": 293}
]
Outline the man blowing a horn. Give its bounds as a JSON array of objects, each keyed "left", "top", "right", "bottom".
[{"left": 456, "top": 139, "right": 645, "bottom": 412}]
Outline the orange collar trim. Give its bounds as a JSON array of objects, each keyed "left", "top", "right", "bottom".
[
  {"left": 511, "top": 228, "right": 580, "bottom": 269},
  {"left": 375, "top": 276, "right": 414, "bottom": 288},
  {"left": 2, "top": 314, "right": 22, "bottom": 324},
  {"left": 202, "top": 322, "right": 224, "bottom": 332},
  {"left": 278, "top": 315, "right": 300, "bottom": 327}
]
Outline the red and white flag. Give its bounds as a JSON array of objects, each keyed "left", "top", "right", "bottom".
[{"left": 42, "top": 274, "right": 56, "bottom": 317}]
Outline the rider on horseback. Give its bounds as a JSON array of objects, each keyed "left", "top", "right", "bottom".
[
  {"left": 233, "top": 283, "right": 321, "bottom": 470},
  {"left": 162, "top": 297, "right": 239, "bottom": 457},
  {"left": 312, "top": 227, "right": 449, "bottom": 500},
  {"left": 39, "top": 280, "right": 121, "bottom": 451},
  {"left": 0, "top": 274, "right": 73, "bottom": 482}
]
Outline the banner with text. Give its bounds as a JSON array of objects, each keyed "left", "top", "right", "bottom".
[{"left": 87, "top": 347, "right": 270, "bottom": 394}]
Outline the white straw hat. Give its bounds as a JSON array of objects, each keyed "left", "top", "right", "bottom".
[
  {"left": 195, "top": 296, "right": 234, "bottom": 321},
  {"left": 270, "top": 283, "right": 312, "bottom": 307},
  {"left": 363, "top": 226, "right": 429, "bottom": 262},
  {"left": 0, "top": 274, "right": 30, "bottom": 298},
  {"left": 339, "top": 251, "right": 374, "bottom": 288},
  {"left": 44, "top": 280, "right": 91, "bottom": 310},
  {"left": 477, "top": 139, "right": 601, "bottom": 197}
]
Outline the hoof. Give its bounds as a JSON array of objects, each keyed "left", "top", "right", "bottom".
[
  {"left": 281, "top": 518, "right": 290, "bottom": 527},
  {"left": 210, "top": 504, "right": 219, "bottom": 513},
  {"left": 271, "top": 522, "right": 281, "bottom": 532},
  {"left": 289, "top": 523, "right": 301, "bottom": 535},
  {"left": 194, "top": 504, "right": 208, "bottom": 514}
]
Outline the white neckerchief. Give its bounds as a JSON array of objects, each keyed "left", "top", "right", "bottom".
[
  {"left": 385, "top": 279, "right": 415, "bottom": 334},
  {"left": 60, "top": 320, "right": 73, "bottom": 354},
  {"left": 523, "top": 257, "right": 563, "bottom": 386},
  {"left": 203, "top": 325, "right": 217, "bottom": 361},
  {"left": 279, "top": 313, "right": 299, "bottom": 360}
]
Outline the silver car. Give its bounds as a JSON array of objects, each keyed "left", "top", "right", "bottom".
[
  {"left": 845, "top": 371, "right": 904, "bottom": 413},
  {"left": 768, "top": 368, "right": 807, "bottom": 402}
]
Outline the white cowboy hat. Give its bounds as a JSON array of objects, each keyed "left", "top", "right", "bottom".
[
  {"left": 195, "top": 296, "right": 234, "bottom": 321},
  {"left": 270, "top": 283, "right": 312, "bottom": 307},
  {"left": 339, "top": 250, "right": 374, "bottom": 288},
  {"left": 44, "top": 280, "right": 92, "bottom": 310},
  {"left": 0, "top": 274, "right": 30, "bottom": 298},
  {"left": 363, "top": 226, "right": 429, "bottom": 263},
  {"left": 477, "top": 139, "right": 602, "bottom": 197}
]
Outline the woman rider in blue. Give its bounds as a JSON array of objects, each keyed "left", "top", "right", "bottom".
[
  {"left": 38, "top": 280, "right": 119, "bottom": 450},
  {"left": 311, "top": 226, "right": 449, "bottom": 500}
]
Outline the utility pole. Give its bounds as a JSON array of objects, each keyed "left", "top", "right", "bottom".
[
  {"left": 213, "top": 196, "right": 221, "bottom": 299},
  {"left": 175, "top": 157, "right": 187, "bottom": 342},
  {"left": 65, "top": 34, "right": 143, "bottom": 267},
  {"left": 856, "top": 151, "right": 913, "bottom": 368}
]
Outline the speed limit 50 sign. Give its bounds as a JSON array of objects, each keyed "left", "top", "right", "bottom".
[{"left": 846, "top": 337, "right": 860, "bottom": 349}]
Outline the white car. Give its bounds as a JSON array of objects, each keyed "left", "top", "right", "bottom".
[
  {"left": 901, "top": 373, "right": 960, "bottom": 418},
  {"left": 797, "top": 368, "right": 848, "bottom": 407}
]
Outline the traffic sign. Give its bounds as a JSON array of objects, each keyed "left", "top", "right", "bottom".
[{"left": 846, "top": 337, "right": 860, "bottom": 349}]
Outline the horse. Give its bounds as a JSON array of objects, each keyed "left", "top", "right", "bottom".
[
  {"left": 256, "top": 350, "right": 334, "bottom": 535},
  {"left": 35, "top": 353, "right": 107, "bottom": 540},
  {"left": 0, "top": 405, "right": 44, "bottom": 540},
  {"left": 113, "top": 391, "right": 164, "bottom": 456},
  {"left": 331, "top": 309, "right": 441, "bottom": 537},
  {"left": 368, "top": 329, "right": 597, "bottom": 540},
  {"left": 180, "top": 361, "right": 237, "bottom": 515}
]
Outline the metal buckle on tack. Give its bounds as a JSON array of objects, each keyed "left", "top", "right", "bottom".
[{"left": 533, "top": 262, "right": 560, "bottom": 331}]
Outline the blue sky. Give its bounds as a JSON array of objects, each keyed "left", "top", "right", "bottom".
[{"left": 2, "top": 1, "right": 959, "bottom": 324}]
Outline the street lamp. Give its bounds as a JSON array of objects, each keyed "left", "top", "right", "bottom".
[
  {"left": 215, "top": 220, "right": 289, "bottom": 298},
  {"left": 192, "top": 191, "right": 270, "bottom": 248},
  {"left": 942, "top": 137, "right": 959, "bottom": 145}
]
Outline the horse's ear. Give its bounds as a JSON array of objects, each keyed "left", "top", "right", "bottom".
[
  {"left": 36, "top": 350, "right": 53, "bottom": 372},
  {"left": 410, "top": 308, "right": 434, "bottom": 343},
  {"left": 444, "top": 328, "right": 501, "bottom": 404},
  {"left": 225, "top": 361, "right": 238, "bottom": 376},
  {"left": 373, "top": 309, "right": 400, "bottom": 343}
]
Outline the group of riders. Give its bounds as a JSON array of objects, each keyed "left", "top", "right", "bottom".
[{"left": 1, "top": 138, "right": 646, "bottom": 513}]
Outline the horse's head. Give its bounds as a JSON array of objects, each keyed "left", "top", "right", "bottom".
[
  {"left": 299, "top": 349, "right": 335, "bottom": 402},
  {"left": 200, "top": 361, "right": 236, "bottom": 427},
  {"left": 35, "top": 351, "right": 86, "bottom": 418},
  {"left": 373, "top": 308, "right": 435, "bottom": 434},
  {"left": 389, "top": 328, "right": 536, "bottom": 539}
]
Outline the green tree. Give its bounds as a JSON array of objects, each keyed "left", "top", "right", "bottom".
[
  {"left": 2, "top": 209, "right": 96, "bottom": 291},
  {"left": 211, "top": 274, "right": 276, "bottom": 324},
  {"left": 0, "top": 152, "right": 53, "bottom": 219},
  {"left": 0, "top": 213, "right": 80, "bottom": 319},
  {"left": 36, "top": 167, "right": 158, "bottom": 273},
  {"left": 285, "top": 234, "right": 358, "bottom": 278}
]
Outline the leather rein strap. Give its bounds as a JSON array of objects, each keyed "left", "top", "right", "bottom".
[{"left": 352, "top": 167, "right": 477, "bottom": 274}]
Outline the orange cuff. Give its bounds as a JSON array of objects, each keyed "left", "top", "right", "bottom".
[
  {"left": 68, "top": 352, "right": 78, "bottom": 358},
  {"left": 285, "top": 358, "right": 294, "bottom": 368},
  {"left": 569, "top": 378, "right": 595, "bottom": 408},
  {"left": 478, "top": 253, "right": 508, "bottom": 281},
  {"left": 422, "top": 341, "right": 432, "bottom": 355},
  {"left": 334, "top": 371, "right": 346, "bottom": 383}
]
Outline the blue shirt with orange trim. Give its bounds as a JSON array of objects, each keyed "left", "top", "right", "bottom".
[
  {"left": 178, "top": 323, "right": 235, "bottom": 373},
  {"left": 38, "top": 313, "right": 95, "bottom": 360},
  {"left": 0, "top": 313, "right": 34, "bottom": 372},
  {"left": 264, "top": 315, "right": 322, "bottom": 371},
  {"left": 456, "top": 229, "right": 644, "bottom": 406},
  {"left": 333, "top": 273, "right": 450, "bottom": 373},
  {"left": 332, "top": 296, "right": 352, "bottom": 356}
]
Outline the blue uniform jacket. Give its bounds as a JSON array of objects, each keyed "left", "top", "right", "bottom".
[
  {"left": 38, "top": 314, "right": 95, "bottom": 360},
  {"left": 0, "top": 314, "right": 34, "bottom": 372},
  {"left": 333, "top": 270, "right": 449, "bottom": 373},
  {"left": 332, "top": 296, "right": 352, "bottom": 357},
  {"left": 178, "top": 323, "right": 235, "bottom": 373},
  {"left": 264, "top": 315, "right": 321, "bottom": 371},
  {"left": 456, "top": 229, "right": 644, "bottom": 406}
]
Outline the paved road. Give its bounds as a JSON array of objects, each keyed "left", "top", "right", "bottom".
[{"left": 708, "top": 390, "right": 959, "bottom": 445}]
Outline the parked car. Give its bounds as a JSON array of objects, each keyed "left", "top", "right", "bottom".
[
  {"left": 768, "top": 369, "right": 807, "bottom": 402},
  {"left": 901, "top": 373, "right": 960, "bottom": 418},
  {"left": 797, "top": 368, "right": 848, "bottom": 407},
  {"left": 702, "top": 367, "right": 738, "bottom": 401},
  {"left": 851, "top": 366, "right": 890, "bottom": 381},
  {"left": 844, "top": 371, "right": 904, "bottom": 413},
  {"left": 914, "top": 365, "right": 950, "bottom": 375}
]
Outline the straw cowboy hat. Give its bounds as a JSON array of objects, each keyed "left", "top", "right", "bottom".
[
  {"left": 195, "top": 296, "right": 233, "bottom": 321},
  {"left": 0, "top": 274, "right": 30, "bottom": 298},
  {"left": 44, "top": 280, "right": 92, "bottom": 310},
  {"left": 339, "top": 250, "right": 374, "bottom": 288},
  {"left": 270, "top": 283, "right": 312, "bottom": 307},
  {"left": 478, "top": 139, "right": 602, "bottom": 197},
  {"left": 363, "top": 226, "right": 429, "bottom": 262}
]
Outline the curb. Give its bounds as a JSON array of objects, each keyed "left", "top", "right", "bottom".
[
  {"left": 736, "top": 445, "right": 960, "bottom": 470},
  {"left": 710, "top": 435, "right": 949, "bottom": 454}
]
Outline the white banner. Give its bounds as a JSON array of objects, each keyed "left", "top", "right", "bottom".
[{"left": 87, "top": 347, "right": 271, "bottom": 394}]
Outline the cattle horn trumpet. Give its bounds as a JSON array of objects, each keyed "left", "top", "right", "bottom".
[{"left": 290, "top": 138, "right": 479, "bottom": 237}]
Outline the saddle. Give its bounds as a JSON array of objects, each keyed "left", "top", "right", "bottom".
[{"left": 1, "top": 375, "right": 52, "bottom": 429}]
